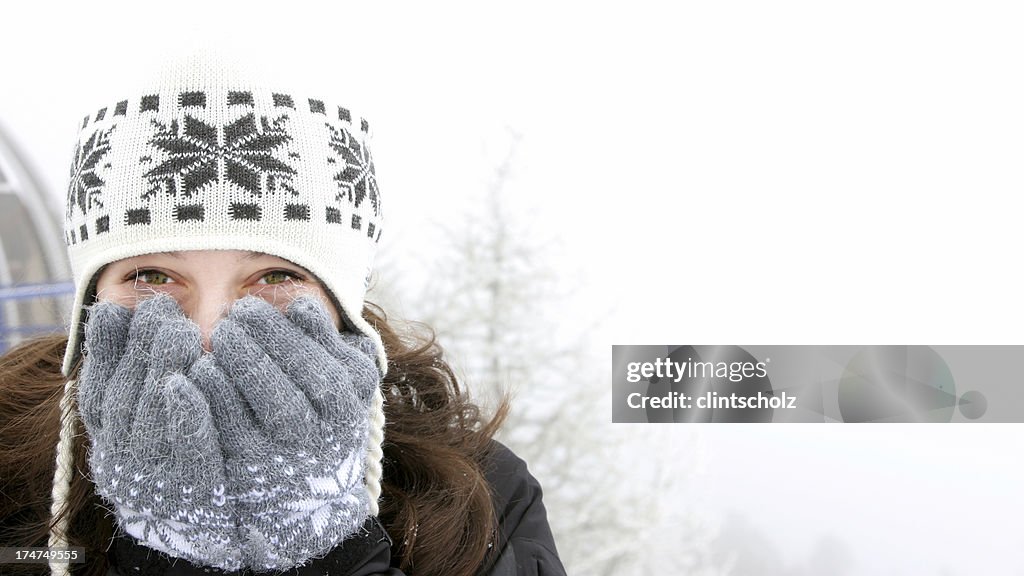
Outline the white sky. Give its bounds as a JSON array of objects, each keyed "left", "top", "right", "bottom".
[{"left": 3, "top": 2, "right": 1023, "bottom": 574}]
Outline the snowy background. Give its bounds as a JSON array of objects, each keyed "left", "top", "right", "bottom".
[{"left": 3, "top": 2, "right": 1024, "bottom": 574}]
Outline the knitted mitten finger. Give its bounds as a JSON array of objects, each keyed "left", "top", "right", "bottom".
[
  {"left": 285, "top": 295, "right": 382, "bottom": 405},
  {"left": 205, "top": 296, "right": 380, "bottom": 572},
  {"left": 79, "top": 295, "right": 177, "bottom": 443},
  {"left": 77, "top": 300, "right": 131, "bottom": 432},
  {"left": 186, "top": 354, "right": 274, "bottom": 461},
  {"left": 283, "top": 295, "right": 380, "bottom": 363},
  {"left": 77, "top": 295, "right": 241, "bottom": 570}
]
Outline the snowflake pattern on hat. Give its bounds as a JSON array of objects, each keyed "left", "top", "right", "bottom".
[
  {"left": 143, "top": 113, "right": 298, "bottom": 200},
  {"left": 65, "top": 89, "right": 383, "bottom": 240},
  {"left": 67, "top": 126, "right": 115, "bottom": 219},
  {"left": 326, "top": 123, "right": 380, "bottom": 217}
]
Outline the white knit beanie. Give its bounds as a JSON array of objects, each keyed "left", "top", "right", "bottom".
[
  {"left": 49, "top": 55, "right": 388, "bottom": 573},
  {"left": 61, "top": 56, "right": 387, "bottom": 375}
]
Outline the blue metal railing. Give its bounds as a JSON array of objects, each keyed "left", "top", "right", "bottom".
[
  {"left": 0, "top": 281, "right": 75, "bottom": 300},
  {"left": 0, "top": 281, "right": 75, "bottom": 353}
]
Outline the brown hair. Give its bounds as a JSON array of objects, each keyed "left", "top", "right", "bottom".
[{"left": 0, "top": 302, "right": 507, "bottom": 576}]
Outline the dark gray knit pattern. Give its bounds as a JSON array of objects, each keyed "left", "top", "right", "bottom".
[{"left": 77, "top": 294, "right": 381, "bottom": 572}]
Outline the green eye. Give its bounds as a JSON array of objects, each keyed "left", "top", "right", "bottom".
[
  {"left": 260, "top": 271, "right": 300, "bottom": 285},
  {"left": 136, "top": 271, "right": 173, "bottom": 285}
]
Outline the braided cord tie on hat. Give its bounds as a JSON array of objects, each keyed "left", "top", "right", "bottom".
[
  {"left": 47, "top": 378, "right": 76, "bottom": 576},
  {"left": 366, "top": 388, "right": 385, "bottom": 514}
]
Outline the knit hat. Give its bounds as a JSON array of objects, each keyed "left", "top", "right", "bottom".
[
  {"left": 61, "top": 56, "right": 386, "bottom": 375},
  {"left": 49, "top": 55, "right": 388, "bottom": 573}
]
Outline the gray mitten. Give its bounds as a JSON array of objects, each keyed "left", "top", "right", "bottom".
[
  {"left": 77, "top": 295, "right": 242, "bottom": 569},
  {"left": 187, "top": 295, "right": 381, "bottom": 571}
]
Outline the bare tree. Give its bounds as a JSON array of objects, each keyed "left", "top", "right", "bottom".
[{"left": 370, "top": 130, "right": 728, "bottom": 575}]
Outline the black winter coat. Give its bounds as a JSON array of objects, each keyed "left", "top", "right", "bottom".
[{"left": 104, "top": 441, "right": 566, "bottom": 576}]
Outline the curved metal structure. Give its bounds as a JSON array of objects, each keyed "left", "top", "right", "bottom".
[{"left": 0, "top": 121, "right": 73, "bottom": 352}]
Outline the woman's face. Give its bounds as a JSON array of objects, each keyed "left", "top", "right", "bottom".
[{"left": 95, "top": 250, "right": 341, "bottom": 350}]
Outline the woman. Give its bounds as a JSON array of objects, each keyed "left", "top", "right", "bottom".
[{"left": 0, "top": 58, "right": 565, "bottom": 576}]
